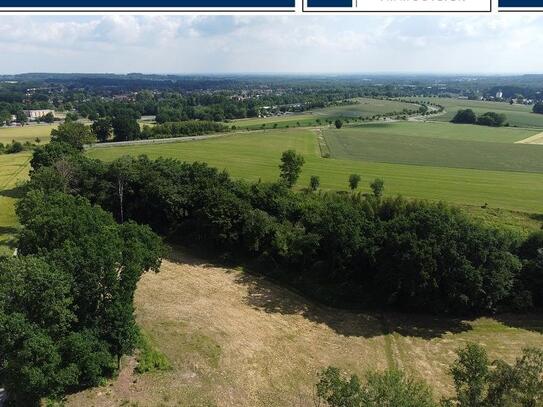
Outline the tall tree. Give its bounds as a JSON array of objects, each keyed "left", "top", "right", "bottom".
[
  {"left": 279, "top": 150, "right": 305, "bottom": 188},
  {"left": 50, "top": 121, "right": 96, "bottom": 150}
]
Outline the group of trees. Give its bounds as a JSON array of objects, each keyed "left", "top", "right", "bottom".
[
  {"left": 316, "top": 343, "right": 543, "bottom": 407},
  {"left": 0, "top": 191, "right": 163, "bottom": 405},
  {"left": 451, "top": 109, "right": 507, "bottom": 127},
  {"left": 533, "top": 103, "right": 543, "bottom": 114},
  {"left": 25, "top": 141, "right": 543, "bottom": 315},
  {"left": 0, "top": 135, "right": 164, "bottom": 404},
  {"left": 141, "top": 120, "right": 229, "bottom": 140}
]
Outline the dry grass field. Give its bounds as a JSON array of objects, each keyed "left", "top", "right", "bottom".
[{"left": 66, "top": 250, "right": 543, "bottom": 407}]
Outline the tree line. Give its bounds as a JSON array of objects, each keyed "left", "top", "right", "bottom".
[{"left": 28, "top": 134, "right": 543, "bottom": 315}]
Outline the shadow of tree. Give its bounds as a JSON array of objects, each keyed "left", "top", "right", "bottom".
[
  {"left": 495, "top": 313, "right": 543, "bottom": 335},
  {"left": 233, "top": 271, "right": 472, "bottom": 340},
  {"left": 0, "top": 186, "right": 25, "bottom": 199}
]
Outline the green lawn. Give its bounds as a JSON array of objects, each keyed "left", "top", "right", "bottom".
[
  {"left": 324, "top": 126, "right": 543, "bottom": 173},
  {"left": 0, "top": 152, "right": 31, "bottom": 255},
  {"left": 88, "top": 128, "right": 543, "bottom": 214},
  {"left": 408, "top": 97, "right": 543, "bottom": 129},
  {"left": 0, "top": 124, "right": 55, "bottom": 144},
  {"left": 232, "top": 98, "right": 417, "bottom": 130}
]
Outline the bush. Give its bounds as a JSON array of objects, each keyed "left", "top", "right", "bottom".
[
  {"left": 135, "top": 332, "right": 171, "bottom": 374},
  {"left": 451, "top": 109, "right": 477, "bottom": 124}
]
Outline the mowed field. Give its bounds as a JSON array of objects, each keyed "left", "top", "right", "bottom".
[
  {"left": 0, "top": 124, "right": 56, "bottom": 144},
  {"left": 324, "top": 123, "right": 543, "bottom": 173},
  {"left": 232, "top": 98, "right": 417, "bottom": 129},
  {"left": 66, "top": 250, "right": 543, "bottom": 407},
  {"left": 408, "top": 97, "right": 543, "bottom": 129},
  {"left": 0, "top": 152, "right": 31, "bottom": 255},
  {"left": 88, "top": 128, "right": 543, "bottom": 213}
]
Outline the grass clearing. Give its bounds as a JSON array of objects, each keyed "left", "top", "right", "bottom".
[
  {"left": 88, "top": 128, "right": 543, "bottom": 214},
  {"left": 324, "top": 126, "right": 543, "bottom": 173},
  {"left": 65, "top": 250, "right": 543, "bottom": 406},
  {"left": 408, "top": 97, "right": 543, "bottom": 129},
  {"left": 0, "top": 152, "right": 31, "bottom": 255},
  {"left": 0, "top": 124, "right": 55, "bottom": 144}
]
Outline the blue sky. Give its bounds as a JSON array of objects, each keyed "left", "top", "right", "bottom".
[{"left": 0, "top": 15, "right": 542, "bottom": 74}]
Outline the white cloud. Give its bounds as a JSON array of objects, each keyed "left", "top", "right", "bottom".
[{"left": 0, "top": 14, "right": 542, "bottom": 74}]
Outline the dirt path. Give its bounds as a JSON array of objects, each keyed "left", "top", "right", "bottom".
[{"left": 515, "top": 131, "right": 543, "bottom": 144}]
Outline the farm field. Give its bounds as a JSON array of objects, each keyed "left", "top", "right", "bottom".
[
  {"left": 0, "top": 123, "right": 55, "bottom": 144},
  {"left": 324, "top": 125, "right": 543, "bottom": 173},
  {"left": 347, "top": 121, "right": 539, "bottom": 143},
  {"left": 88, "top": 128, "right": 543, "bottom": 213},
  {"left": 408, "top": 97, "right": 543, "bottom": 128},
  {"left": 65, "top": 250, "right": 543, "bottom": 406},
  {"left": 0, "top": 152, "right": 31, "bottom": 256},
  {"left": 232, "top": 97, "right": 417, "bottom": 129}
]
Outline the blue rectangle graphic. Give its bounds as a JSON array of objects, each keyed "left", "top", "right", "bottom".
[
  {"left": 500, "top": 0, "right": 543, "bottom": 6},
  {"left": 307, "top": 0, "right": 352, "bottom": 7},
  {"left": 0, "top": 0, "right": 294, "bottom": 7}
]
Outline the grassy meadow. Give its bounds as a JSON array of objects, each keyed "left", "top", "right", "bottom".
[
  {"left": 65, "top": 251, "right": 543, "bottom": 406},
  {"left": 408, "top": 97, "right": 543, "bottom": 128},
  {"left": 88, "top": 128, "right": 543, "bottom": 214},
  {"left": 0, "top": 124, "right": 56, "bottom": 144},
  {"left": 0, "top": 152, "right": 31, "bottom": 255}
]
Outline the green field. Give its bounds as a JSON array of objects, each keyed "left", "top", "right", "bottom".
[
  {"left": 0, "top": 124, "right": 56, "bottom": 144},
  {"left": 409, "top": 97, "right": 543, "bottom": 128},
  {"left": 324, "top": 125, "right": 543, "bottom": 173},
  {"left": 88, "top": 128, "right": 543, "bottom": 214},
  {"left": 347, "top": 121, "right": 538, "bottom": 143},
  {"left": 232, "top": 98, "right": 417, "bottom": 129},
  {"left": 0, "top": 152, "right": 31, "bottom": 255}
]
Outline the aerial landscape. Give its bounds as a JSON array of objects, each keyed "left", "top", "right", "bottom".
[{"left": 0, "top": 14, "right": 543, "bottom": 407}]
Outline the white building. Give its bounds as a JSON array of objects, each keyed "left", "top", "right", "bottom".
[
  {"left": 22, "top": 109, "right": 54, "bottom": 121},
  {"left": 496, "top": 91, "right": 503, "bottom": 99}
]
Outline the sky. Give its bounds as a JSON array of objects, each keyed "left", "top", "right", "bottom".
[{"left": 1, "top": 14, "right": 543, "bottom": 74}]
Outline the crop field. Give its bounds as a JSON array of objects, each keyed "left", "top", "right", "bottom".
[
  {"left": 0, "top": 152, "right": 31, "bottom": 255},
  {"left": 408, "top": 97, "right": 543, "bottom": 128},
  {"left": 88, "top": 128, "right": 543, "bottom": 213},
  {"left": 65, "top": 250, "right": 543, "bottom": 407},
  {"left": 232, "top": 98, "right": 417, "bottom": 130},
  {"left": 324, "top": 125, "right": 543, "bottom": 173},
  {"left": 0, "top": 124, "right": 55, "bottom": 144}
]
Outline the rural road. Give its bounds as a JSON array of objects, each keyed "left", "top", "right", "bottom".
[{"left": 86, "top": 133, "right": 229, "bottom": 149}]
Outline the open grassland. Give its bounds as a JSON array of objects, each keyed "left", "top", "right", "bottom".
[
  {"left": 88, "top": 128, "right": 543, "bottom": 213},
  {"left": 66, "top": 250, "right": 543, "bottom": 407},
  {"left": 0, "top": 152, "right": 31, "bottom": 255},
  {"left": 348, "top": 121, "right": 538, "bottom": 143},
  {"left": 408, "top": 97, "right": 543, "bottom": 128},
  {"left": 232, "top": 98, "right": 417, "bottom": 130},
  {"left": 324, "top": 126, "right": 543, "bottom": 173},
  {"left": 0, "top": 124, "right": 55, "bottom": 144}
]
